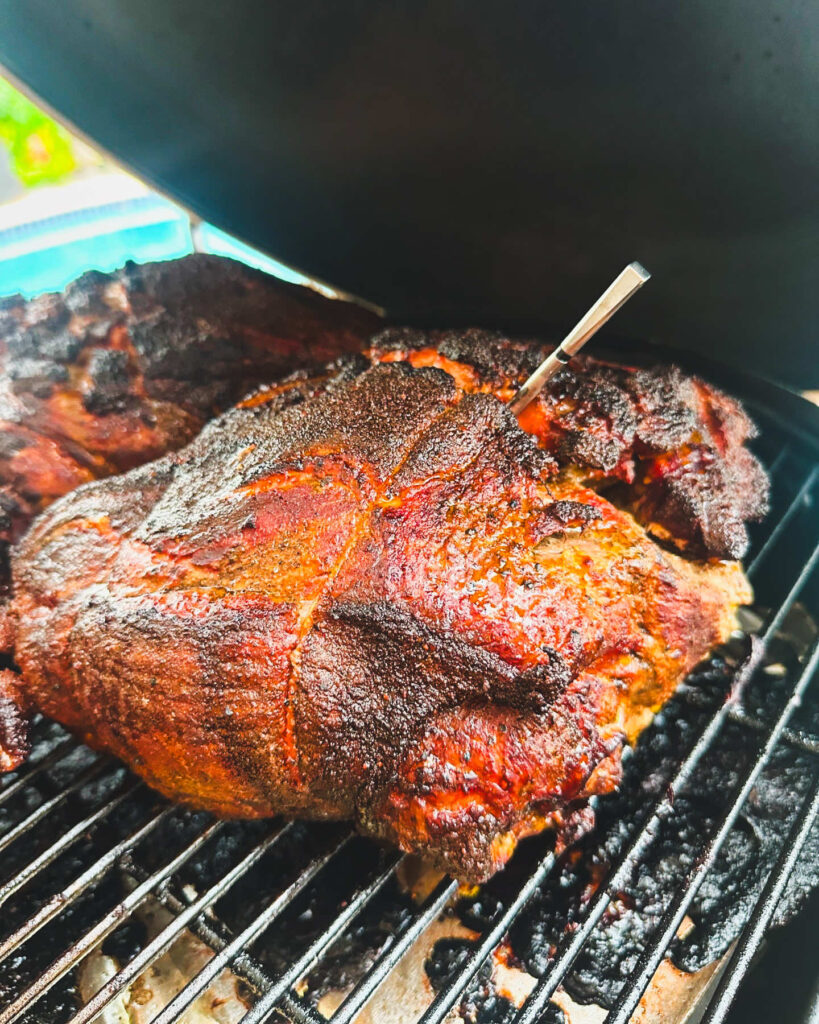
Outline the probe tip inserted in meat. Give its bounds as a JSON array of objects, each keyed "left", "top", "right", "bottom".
[{"left": 508, "top": 261, "right": 651, "bottom": 415}]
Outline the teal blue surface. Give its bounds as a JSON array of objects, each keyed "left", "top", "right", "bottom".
[
  {"left": 0, "top": 195, "right": 194, "bottom": 298},
  {"left": 0, "top": 221, "right": 193, "bottom": 297},
  {"left": 0, "top": 194, "right": 310, "bottom": 299}
]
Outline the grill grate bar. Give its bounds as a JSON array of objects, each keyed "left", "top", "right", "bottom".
[
  {"left": 0, "top": 756, "right": 110, "bottom": 857},
  {"left": 149, "top": 894, "right": 324, "bottom": 1024},
  {"left": 0, "top": 804, "right": 174, "bottom": 965},
  {"left": 67, "top": 822, "right": 295, "bottom": 1024},
  {"left": 240, "top": 852, "right": 403, "bottom": 1024},
  {"left": 746, "top": 465, "right": 818, "bottom": 579},
  {"left": 278, "top": 993, "right": 329, "bottom": 1023},
  {"left": 603, "top": 635, "right": 819, "bottom": 1024},
  {"left": 513, "top": 668, "right": 744, "bottom": 1024},
  {"left": 271, "top": 992, "right": 325, "bottom": 1024},
  {"left": 513, "top": 542, "right": 819, "bottom": 1023},
  {"left": 326, "top": 876, "right": 460, "bottom": 1024},
  {"left": 700, "top": 769, "right": 819, "bottom": 1024},
  {"left": 747, "top": 401, "right": 819, "bottom": 459},
  {"left": 0, "top": 818, "right": 225, "bottom": 1024},
  {"left": 149, "top": 831, "right": 355, "bottom": 1024},
  {"left": 0, "top": 777, "right": 140, "bottom": 909},
  {"left": 418, "top": 853, "right": 557, "bottom": 1024},
  {"left": 727, "top": 705, "right": 819, "bottom": 757},
  {"left": 153, "top": 887, "right": 279, "bottom": 998},
  {"left": 760, "top": 444, "right": 790, "bottom": 479},
  {"left": 0, "top": 736, "right": 76, "bottom": 808},
  {"left": 147, "top": 874, "right": 326, "bottom": 1024},
  {"left": 421, "top": 614, "right": 818, "bottom": 1024},
  {"left": 761, "top": 538, "right": 819, "bottom": 641}
]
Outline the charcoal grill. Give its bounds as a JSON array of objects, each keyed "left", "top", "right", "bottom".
[
  {"left": 0, "top": 339, "right": 817, "bottom": 1024},
  {"left": 1, "top": 3, "right": 819, "bottom": 1020}
]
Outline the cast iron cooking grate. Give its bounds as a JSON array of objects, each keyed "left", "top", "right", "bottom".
[{"left": 0, "top": 392, "right": 817, "bottom": 1024}]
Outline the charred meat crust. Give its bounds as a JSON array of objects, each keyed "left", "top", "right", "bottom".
[
  {"left": 367, "top": 328, "right": 769, "bottom": 559},
  {"left": 0, "top": 669, "right": 29, "bottom": 771},
  {"left": 9, "top": 358, "right": 754, "bottom": 880},
  {"left": 0, "top": 254, "right": 380, "bottom": 551},
  {"left": 0, "top": 280, "right": 766, "bottom": 568}
]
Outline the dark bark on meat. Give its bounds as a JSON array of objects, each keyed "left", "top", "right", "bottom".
[
  {"left": 0, "top": 254, "right": 380, "bottom": 555},
  {"left": 8, "top": 343, "right": 758, "bottom": 880},
  {"left": 368, "top": 328, "right": 769, "bottom": 559},
  {"left": 0, "top": 669, "right": 29, "bottom": 771}
]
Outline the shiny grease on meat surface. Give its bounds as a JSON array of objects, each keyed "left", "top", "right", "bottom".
[{"left": 5, "top": 329, "right": 764, "bottom": 879}]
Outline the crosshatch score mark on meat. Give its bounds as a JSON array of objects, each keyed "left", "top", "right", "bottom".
[{"left": 0, "top": 328, "right": 768, "bottom": 880}]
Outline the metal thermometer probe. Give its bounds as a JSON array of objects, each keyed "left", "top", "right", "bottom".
[{"left": 509, "top": 262, "right": 651, "bottom": 415}]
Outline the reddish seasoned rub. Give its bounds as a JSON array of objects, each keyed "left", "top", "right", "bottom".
[
  {"left": 0, "top": 254, "right": 379, "bottom": 568},
  {"left": 5, "top": 343, "right": 757, "bottom": 880},
  {"left": 368, "top": 327, "right": 768, "bottom": 560}
]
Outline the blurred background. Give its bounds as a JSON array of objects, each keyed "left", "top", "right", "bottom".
[{"left": 0, "top": 74, "right": 314, "bottom": 299}]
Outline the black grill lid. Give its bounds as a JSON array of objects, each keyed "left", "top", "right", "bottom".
[{"left": 0, "top": 1, "right": 817, "bottom": 387}]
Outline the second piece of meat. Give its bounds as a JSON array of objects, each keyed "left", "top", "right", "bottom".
[{"left": 0, "top": 254, "right": 380, "bottom": 575}]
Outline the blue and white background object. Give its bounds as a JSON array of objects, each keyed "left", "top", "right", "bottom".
[{"left": 0, "top": 172, "right": 313, "bottom": 300}]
